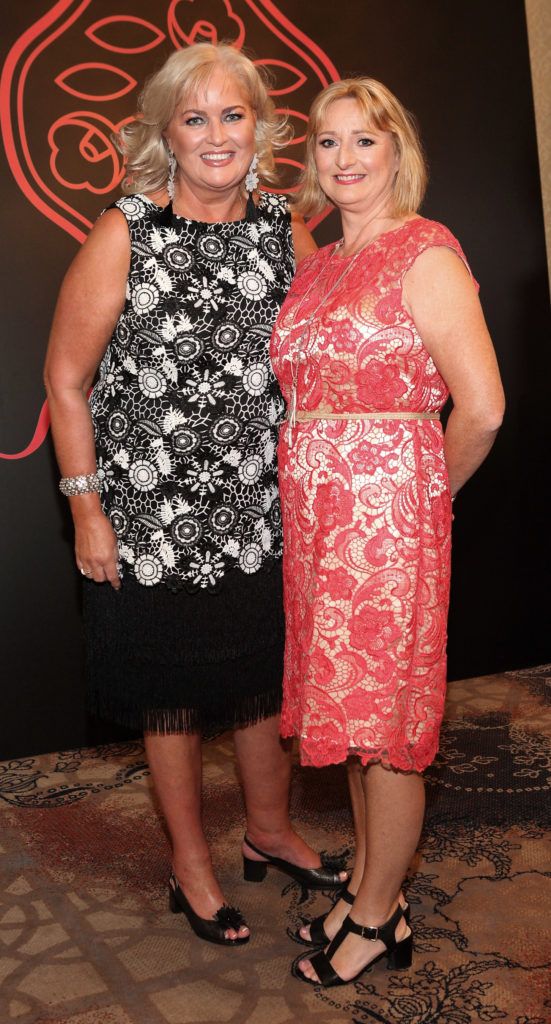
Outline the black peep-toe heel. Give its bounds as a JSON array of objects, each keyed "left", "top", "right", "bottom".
[
  {"left": 291, "top": 903, "right": 412, "bottom": 986},
  {"left": 169, "top": 873, "right": 249, "bottom": 946},
  {"left": 243, "top": 835, "right": 349, "bottom": 890}
]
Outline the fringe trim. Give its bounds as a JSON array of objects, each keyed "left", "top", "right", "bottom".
[{"left": 88, "top": 686, "right": 283, "bottom": 739}]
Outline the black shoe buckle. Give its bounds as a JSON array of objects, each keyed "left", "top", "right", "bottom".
[{"left": 358, "top": 924, "right": 379, "bottom": 940}]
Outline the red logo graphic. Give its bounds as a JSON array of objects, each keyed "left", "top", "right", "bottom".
[{"left": 0, "top": 0, "right": 339, "bottom": 459}]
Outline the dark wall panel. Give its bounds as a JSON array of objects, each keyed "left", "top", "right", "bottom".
[{"left": 1, "top": 0, "right": 549, "bottom": 758}]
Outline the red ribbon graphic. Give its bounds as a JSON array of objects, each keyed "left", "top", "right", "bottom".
[{"left": 0, "top": 399, "right": 51, "bottom": 460}]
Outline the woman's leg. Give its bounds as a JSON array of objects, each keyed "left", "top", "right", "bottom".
[
  {"left": 144, "top": 732, "right": 249, "bottom": 940},
  {"left": 234, "top": 714, "right": 347, "bottom": 873},
  {"left": 298, "top": 758, "right": 366, "bottom": 941},
  {"left": 298, "top": 763, "right": 424, "bottom": 981}
]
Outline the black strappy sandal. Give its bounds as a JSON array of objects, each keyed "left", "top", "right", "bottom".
[
  {"left": 294, "top": 890, "right": 411, "bottom": 948},
  {"left": 293, "top": 886, "right": 356, "bottom": 947},
  {"left": 243, "top": 835, "right": 349, "bottom": 890},
  {"left": 291, "top": 903, "right": 412, "bottom": 986},
  {"left": 169, "top": 873, "right": 249, "bottom": 946}
]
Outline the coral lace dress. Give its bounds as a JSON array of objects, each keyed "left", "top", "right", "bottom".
[{"left": 270, "top": 218, "right": 472, "bottom": 771}]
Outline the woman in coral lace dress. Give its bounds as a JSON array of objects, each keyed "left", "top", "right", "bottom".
[{"left": 270, "top": 79, "right": 505, "bottom": 986}]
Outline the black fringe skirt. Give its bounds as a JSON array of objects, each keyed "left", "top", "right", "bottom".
[{"left": 82, "top": 562, "right": 284, "bottom": 738}]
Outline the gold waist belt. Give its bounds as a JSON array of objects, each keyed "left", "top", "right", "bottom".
[{"left": 291, "top": 410, "right": 440, "bottom": 423}]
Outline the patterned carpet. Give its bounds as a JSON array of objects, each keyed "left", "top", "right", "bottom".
[{"left": 0, "top": 668, "right": 550, "bottom": 1024}]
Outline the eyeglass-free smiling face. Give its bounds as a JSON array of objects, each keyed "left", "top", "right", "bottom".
[
  {"left": 165, "top": 66, "right": 257, "bottom": 202},
  {"left": 315, "top": 97, "right": 399, "bottom": 216}
]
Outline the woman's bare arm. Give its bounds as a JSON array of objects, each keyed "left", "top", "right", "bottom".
[
  {"left": 291, "top": 210, "right": 317, "bottom": 265},
  {"left": 402, "top": 247, "right": 505, "bottom": 498},
  {"left": 44, "top": 209, "right": 130, "bottom": 586}
]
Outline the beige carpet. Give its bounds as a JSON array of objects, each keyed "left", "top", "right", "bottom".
[{"left": 1, "top": 667, "right": 550, "bottom": 1023}]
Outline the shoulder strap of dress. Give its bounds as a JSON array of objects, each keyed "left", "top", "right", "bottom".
[
  {"left": 401, "top": 218, "right": 478, "bottom": 289},
  {"left": 259, "top": 191, "right": 290, "bottom": 221},
  {"left": 100, "top": 194, "right": 157, "bottom": 243}
]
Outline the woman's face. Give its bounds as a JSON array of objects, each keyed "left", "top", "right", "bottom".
[
  {"left": 165, "top": 66, "right": 256, "bottom": 199},
  {"left": 314, "top": 97, "right": 399, "bottom": 215}
]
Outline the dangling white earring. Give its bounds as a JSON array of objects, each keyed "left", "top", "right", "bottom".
[
  {"left": 245, "top": 153, "right": 259, "bottom": 194},
  {"left": 166, "top": 147, "right": 177, "bottom": 202}
]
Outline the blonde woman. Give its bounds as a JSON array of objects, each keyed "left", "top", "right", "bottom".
[
  {"left": 44, "top": 43, "right": 348, "bottom": 948},
  {"left": 270, "top": 78, "right": 504, "bottom": 984}
]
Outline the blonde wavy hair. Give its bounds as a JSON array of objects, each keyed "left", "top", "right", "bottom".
[
  {"left": 295, "top": 78, "right": 428, "bottom": 218},
  {"left": 117, "top": 43, "right": 291, "bottom": 195}
]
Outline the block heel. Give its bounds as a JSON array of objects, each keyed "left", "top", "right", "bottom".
[
  {"left": 387, "top": 931, "right": 413, "bottom": 970},
  {"left": 243, "top": 856, "right": 268, "bottom": 882}
]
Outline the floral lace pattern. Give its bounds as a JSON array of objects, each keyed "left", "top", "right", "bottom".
[
  {"left": 90, "top": 192, "right": 293, "bottom": 590},
  {"left": 270, "top": 218, "right": 473, "bottom": 770}
]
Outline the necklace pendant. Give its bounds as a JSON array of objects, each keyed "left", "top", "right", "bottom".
[
  {"left": 288, "top": 382, "right": 298, "bottom": 445},
  {"left": 289, "top": 382, "right": 297, "bottom": 427}
]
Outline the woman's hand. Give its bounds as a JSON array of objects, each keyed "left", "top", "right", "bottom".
[{"left": 74, "top": 501, "right": 120, "bottom": 588}]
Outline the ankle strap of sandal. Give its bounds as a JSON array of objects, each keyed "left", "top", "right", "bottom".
[{"left": 344, "top": 903, "right": 404, "bottom": 946}]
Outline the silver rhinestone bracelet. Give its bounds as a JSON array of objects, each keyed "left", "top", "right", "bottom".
[{"left": 59, "top": 473, "right": 102, "bottom": 497}]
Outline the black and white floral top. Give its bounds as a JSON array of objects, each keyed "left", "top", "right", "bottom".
[{"left": 90, "top": 192, "right": 294, "bottom": 591}]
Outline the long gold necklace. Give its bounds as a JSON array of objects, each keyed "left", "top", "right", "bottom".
[{"left": 285, "top": 239, "right": 370, "bottom": 433}]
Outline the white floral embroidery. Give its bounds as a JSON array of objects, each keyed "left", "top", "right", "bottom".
[
  {"left": 138, "top": 367, "right": 167, "bottom": 398},
  {"left": 239, "top": 543, "right": 263, "bottom": 574},
  {"left": 117, "top": 196, "right": 146, "bottom": 220},
  {"left": 159, "top": 498, "right": 176, "bottom": 525},
  {"left": 163, "top": 409, "right": 188, "bottom": 433},
  {"left": 118, "top": 542, "right": 135, "bottom": 564},
  {"left": 129, "top": 460, "right": 158, "bottom": 491},
  {"left": 185, "top": 368, "right": 225, "bottom": 409},
  {"left": 223, "top": 449, "right": 242, "bottom": 467},
  {"left": 237, "top": 270, "right": 267, "bottom": 301},
  {"left": 150, "top": 226, "right": 165, "bottom": 254},
  {"left": 113, "top": 448, "right": 130, "bottom": 469},
  {"left": 238, "top": 454, "right": 263, "bottom": 485},
  {"left": 154, "top": 266, "right": 173, "bottom": 293},
  {"left": 135, "top": 553, "right": 163, "bottom": 585},
  {"left": 189, "top": 550, "right": 225, "bottom": 588},
  {"left": 185, "top": 459, "right": 224, "bottom": 495},
  {"left": 155, "top": 448, "right": 172, "bottom": 476},
  {"left": 187, "top": 275, "right": 225, "bottom": 312},
  {"left": 132, "top": 282, "right": 160, "bottom": 315},
  {"left": 89, "top": 191, "right": 291, "bottom": 589},
  {"left": 224, "top": 356, "right": 244, "bottom": 376},
  {"left": 243, "top": 363, "right": 268, "bottom": 396},
  {"left": 159, "top": 541, "right": 176, "bottom": 568},
  {"left": 264, "top": 438, "right": 275, "bottom": 464}
]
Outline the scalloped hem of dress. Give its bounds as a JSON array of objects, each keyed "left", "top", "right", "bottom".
[
  {"left": 280, "top": 728, "right": 440, "bottom": 774},
  {"left": 120, "top": 552, "right": 282, "bottom": 595}
]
